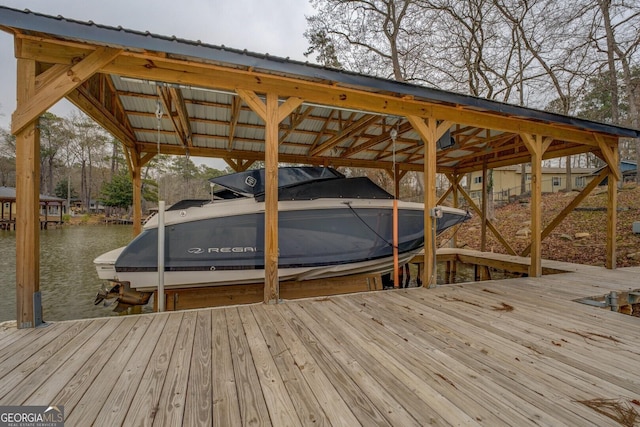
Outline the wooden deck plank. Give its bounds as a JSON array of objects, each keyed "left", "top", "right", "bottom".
[
  {"left": 238, "top": 306, "right": 302, "bottom": 426},
  {"left": 121, "top": 312, "right": 184, "bottom": 426},
  {"left": 453, "top": 280, "right": 640, "bottom": 345},
  {"left": 0, "top": 322, "right": 33, "bottom": 351},
  {"left": 434, "top": 278, "right": 640, "bottom": 341},
  {"left": 365, "top": 291, "right": 620, "bottom": 426},
  {"left": 287, "top": 300, "right": 459, "bottom": 426},
  {"left": 251, "top": 305, "right": 331, "bottom": 426},
  {"left": 20, "top": 316, "right": 129, "bottom": 406},
  {"left": 92, "top": 313, "right": 170, "bottom": 427},
  {"left": 266, "top": 304, "right": 363, "bottom": 426},
  {"left": 393, "top": 288, "right": 640, "bottom": 398},
  {"left": 225, "top": 307, "right": 271, "bottom": 426},
  {"left": 0, "top": 253, "right": 638, "bottom": 427},
  {"left": 64, "top": 314, "right": 158, "bottom": 426},
  {"left": 0, "top": 321, "right": 75, "bottom": 370},
  {"left": 422, "top": 286, "right": 640, "bottom": 392},
  {"left": 49, "top": 316, "right": 140, "bottom": 414},
  {"left": 0, "top": 319, "right": 105, "bottom": 404},
  {"left": 153, "top": 311, "right": 197, "bottom": 427},
  {"left": 321, "top": 295, "right": 569, "bottom": 426},
  {"left": 182, "top": 310, "right": 213, "bottom": 426},
  {"left": 211, "top": 309, "right": 242, "bottom": 426}
]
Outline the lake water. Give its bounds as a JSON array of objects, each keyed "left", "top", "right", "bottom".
[
  {"left": 0, "top": 225, "right": 486, "bottom": 323},
  {"left": 0, "top": 225, "right": 135, "bottom": 323}
]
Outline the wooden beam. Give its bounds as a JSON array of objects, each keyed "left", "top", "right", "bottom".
[
  {"left": 279, "top": 105, "right": 315, "bottom": 144},
  {"left": 157, "top": 85, "right": 192, "bottom": 149},
  {"left": 481, "top": 164, "right": 488, "bottom": 252},
  {"left": 169, "top": 86, "right": 193, "bottom": 147},
  {"left": 236, "top": 89, "right": 267, "bottom": 121},
  {"left": 140, "top": 151, "right": 157, "bottom": 167},
  {"left": 521, "top": 133, "right": 543, "bottom": 277},
  {"left": 130, "top": 149, "right": 144, "bottom": 236},
  {"left": 133, "top": 141, "right": 428, "bottom": 172},
  {"left": 277, "top": 96, "right": 304, "bottom": 123},
  {"left": 17, "top": 37, "right": 616, "bottom": 148},
  {"left": 606, "top": 154, "right": 619, "bottom": 269},
  {"left": 227, "top": 96, "right": 242, "bottom": 151},
  {"left": 264, "top": 93, "right": 279, "bottom": 304},
  {"left": 108, "top": 51, "right": 604, "bottom": 144},
  {"left": 453, "top": 143, "right": 594, "bottom": 175},
  {"left": 451, "top": 174, "right": 460, "bottom": 248},
  {"left": 595, "top": 134, "right": 622, "bottom": 181},
  {"left": 15, "top": 58, "right": 41, "bottom": 328},
  {"left": 310, "top": 114, "right": 380, "bottom": 157},
  {"left": 66, "top": 86, "right": 136, "bottom": 148},
  {"left": 456, "top": 183, "right": 518, "bottom": 256},
  {"left": 437, "top": 186, "right": 454, "bottom": 206},
  {"left": 520, "top": 167, "right": 609, "bottom": 257},
  {"left": 406, "top": 115, "right": 438, "bottom": 288},
  {"left": 342, "top": 121, "right": 413, "bottom": 158},
  {"left": 234, "top": 90, "right": 302, "bottom": 303},
  {"left": 12, "top": 46, "right": 122, "bottom": 134}
]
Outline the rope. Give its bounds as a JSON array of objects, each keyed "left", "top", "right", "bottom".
[{"left": 344, "top": 202, "right": 395, "bottom": 248}]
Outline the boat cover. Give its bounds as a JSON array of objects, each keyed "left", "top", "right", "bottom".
[{"left": 210, "top": 167, "right": 343, "bottom": 197}]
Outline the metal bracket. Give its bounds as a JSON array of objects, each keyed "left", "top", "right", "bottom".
[{"left": 576, "top": 291, "right": 619, "bottom": 311}]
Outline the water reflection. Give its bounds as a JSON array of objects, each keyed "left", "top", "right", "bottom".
[{"left": 0, "top": 225, "right": 133, "bottom": 322}]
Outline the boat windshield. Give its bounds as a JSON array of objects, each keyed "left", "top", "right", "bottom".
[{"left": 209, "top": 167, "right": 343, "bottom": 197}]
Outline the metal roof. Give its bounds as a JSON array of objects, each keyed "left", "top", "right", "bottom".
[
  {"left": 1, "top": 5, "right": 638, "bottom": 173},
  {"left": 0, "top": 186, "right": 64, "bottom": 202}
]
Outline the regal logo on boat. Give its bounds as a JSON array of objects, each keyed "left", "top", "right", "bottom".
[{"left": 187, "top": 247, "right": 257, "bottom": 254}]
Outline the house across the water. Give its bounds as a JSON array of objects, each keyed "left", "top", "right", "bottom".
[{"left": 467, "top": 165, "right": 597, "bottom": 202}]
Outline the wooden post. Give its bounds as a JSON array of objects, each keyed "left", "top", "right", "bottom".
[
  {"left": 15, "top": 58, "right": 42, "bottom": 328},
  {"left": 406, "top": 116, "right": 444, "bottom": 288},
  {"left": 593, "top": 134, "right": 621, "bottom": 270},
  {"left": 606, "top": 150, "right": 619, "bottom": 269},
  {"left": 131, "top": 150, "right": 143, "bottom": 236},
  {"left": 452, "top": 174, "right": 460, "bottom": 249},
  {"left": 235, "top": 90, "right": 302, "bottom": 304},
  {"left": 521, "top": 134, "right": 543, "bottom": 277},
  {"left": 264, "top": 93, "right": 279, "bottom": 304},
  {"left": 406, "top": 116, "right": 453, "bottom": 287},
  {"left": 481, "top": 164, "right": 488, "bottom": 252}
]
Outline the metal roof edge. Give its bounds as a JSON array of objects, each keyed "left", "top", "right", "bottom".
[{"left": 1, "top": 5, "right": 639, "bottom": 139}]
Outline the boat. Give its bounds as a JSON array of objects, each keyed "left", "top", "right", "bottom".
[{"left": 94, "top": 167, "right": 470, "bottom": 310}]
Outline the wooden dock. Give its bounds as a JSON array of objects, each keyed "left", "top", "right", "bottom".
[{"left": 1, "top": 262, "right": 639, "bottom": 425}]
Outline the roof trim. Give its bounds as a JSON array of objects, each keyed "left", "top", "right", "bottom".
[{"left": 1, "top": 5, "right": 639, "bottom": 139}]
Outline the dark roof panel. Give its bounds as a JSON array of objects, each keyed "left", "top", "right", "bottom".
[{"left": 1, "top": 5, "right": 638, "bottom": 139}]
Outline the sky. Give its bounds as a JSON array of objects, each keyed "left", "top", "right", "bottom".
[{"left": 0, "top": 0, "right": 316, "bottom": 166}]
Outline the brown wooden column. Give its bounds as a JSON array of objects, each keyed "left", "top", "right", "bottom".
[
  {"left": 407, "top": 116, "right": 451, "bottom": 288},
  {"left": 606, "top": 150, "right": 619, "bottom": 269},
  {"left": 15, "top": 58, "right": 41, "bottom": 328},
  {"left": 236, "top": 90, "right": 302, "bottom": 303},
  {"left": 481, "top": 164, "right": 488, "bottom": 252},
  {"left": 131, "top": 151, "right": 143, "bottom": 236},
  {"left": 521, "top": 134, "right": 549, "bottom": 277},
  {"left": 594, "top": 135, "right": 621, "bottom": 270},
  {"left": 264, "top": 93, "right": 280, "bottom": 303},
  {"left": 451, "top": 174, "right": 460, "bottom": 249},
  {"left": 124, "top": 148, "right": 154, "bottom": 236}
]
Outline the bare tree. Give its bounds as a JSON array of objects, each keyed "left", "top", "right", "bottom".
[
  {"left": 306, "top": 0, "right": 436, "bottom": 82},
  {"left": 68, "top": 112, "right": 110, "bottom": 212},
  {"left": 591, "top": 0, "right": 640, "bottom": 181},
  {"left": 0, "top": 126, "right": 16, "bottom": 187}
]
